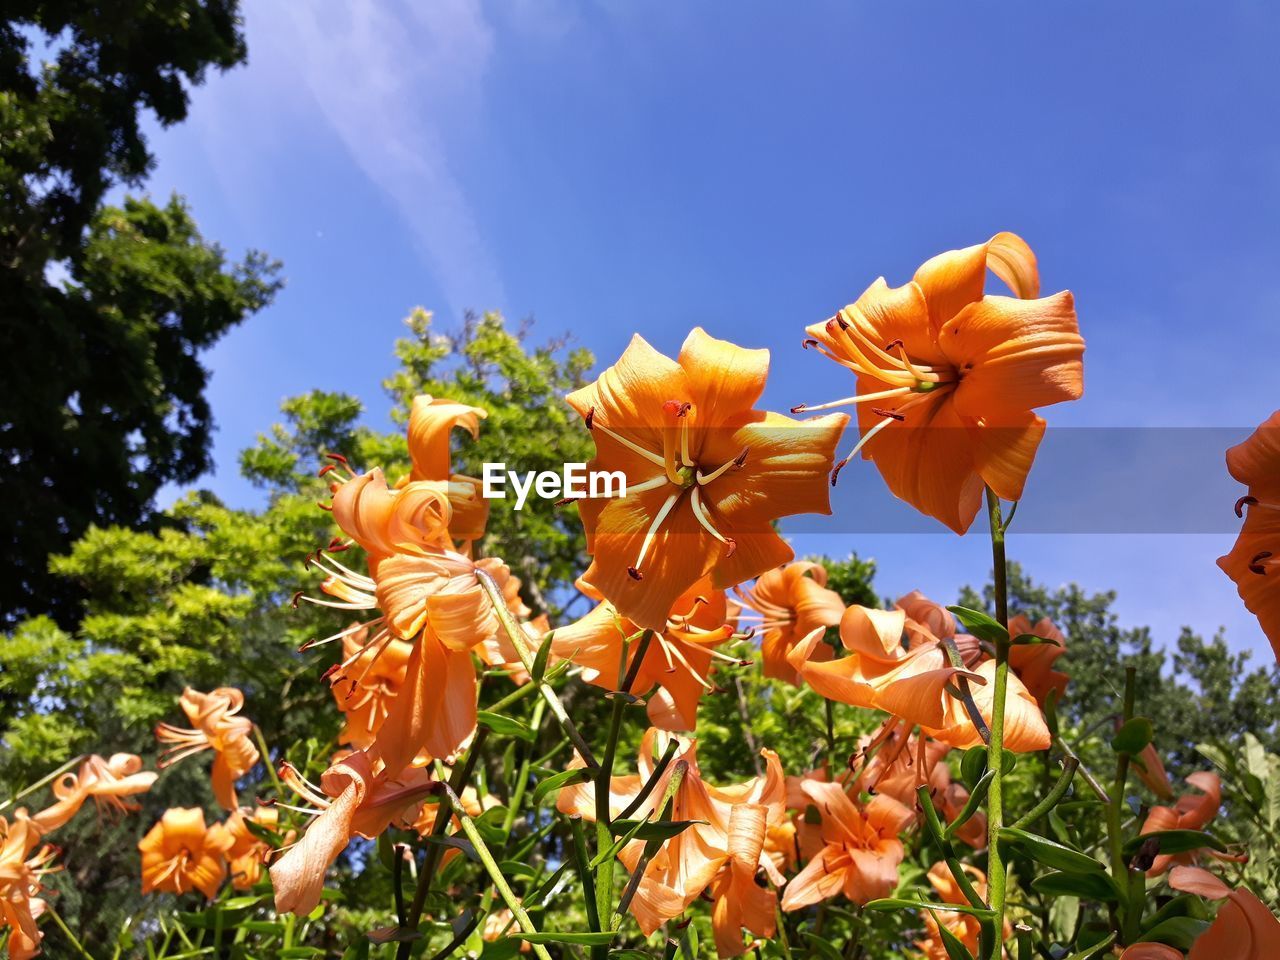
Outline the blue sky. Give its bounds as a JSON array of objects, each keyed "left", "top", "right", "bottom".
[{"left": 134, "top": 1, "right": 1280, "bottom": 660}]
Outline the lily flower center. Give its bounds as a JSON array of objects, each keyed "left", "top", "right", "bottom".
[
  {"left": 795, "top": 312, "right": 960, "bottom": 484},
  {"left": 585, "top": 401, "right": 749, "bottom": 580}
]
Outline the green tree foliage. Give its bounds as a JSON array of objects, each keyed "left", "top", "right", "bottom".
[{"left": 1, "top": 2, "right": 280, "bottom": 627}]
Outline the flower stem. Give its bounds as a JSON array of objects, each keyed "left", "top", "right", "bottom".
[
  {"left": 984, "top": 487, "right": 1011, "bottom": 960},
  {"left": 439, "top": 772, "right": 556, "bottom": 960},
  {"left": 1107, "top": 665, "right": 1140, "bottom": 944}
]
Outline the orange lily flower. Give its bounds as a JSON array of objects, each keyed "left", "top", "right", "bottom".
[
  {"left": 269, "top": 750, "right": 435, "bottom": 916},
  {"left": 852, "top": 725, "right": 987, "bottom": 850},
  {"left": 1119, "top": 946, "right": 1183, "bottom": 960},
  {"left": 138, "top": 807, "right": 235, "bottom": 899},
  {"left": 1006, "top": 614, "right": 1069, "bottom": 707},
  {"left": 1168, "top": 864, "right": 1231, "bottom": 900},
  {"left": 224, "top": 806, "right": 287, "bottom": 891},
  {"left": 780, "top": 779, "right": 913, "bottom": 910},
  {"left": 798, "top": 232, "right": 1083, "bottom": 533},
  {"left": 28, "top": 753, "right": 156, "bottom": 834},
  {"left": 551, "top": 577, "right": 742, "bottom": 730},
  {"left": 557, "top": 728, "right": 788, "bottom": 949},
  {"left": 1139, "top": 772, "right": 1241, "bottom": 876},
  {"left": 304, "top": 414, "right": 530, "bottom": 770},
  {"left": 566, "top": 327, "right": 848, "bottom": 631},
  {"left": 1218, "top": 409, "right": 1280, "bottom": 662},
  {"left": 156, "top": 688, "right": 260, "bottom": 810},
  {"left": 0, "top": 814, "right": 57, "bottom": 960},
  {"left": 787, "top": 603, "right": 1050, "bottom": 752},
  {"left": 330, "top": 625, "right": 414, "bottom": 752},
  {"left": 1187, "top": 886, "right": 1280, "bottom": 959},
  {"left": 730, "top": 561, "right": 846, "bottom": 685},
  {"left": 897, "top": 590, "right": 958, "bottom": 647},
  {"left": 914, "top": 862, "right": 1006, "bottom": 959}
]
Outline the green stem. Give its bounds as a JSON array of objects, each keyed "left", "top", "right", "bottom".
[
  {"left": 1011, "top": 757, "right": 1079, "bottom": 830},
  {"left": 395, "top": 726, "right": 490, "bottom": 960},
  {"left": 252, "top": 724, "right": 284, "bottom": 796},
  {"left": 477, "top": 567, "right": 599, "bottom": 770},
  {"left": 1108, "top": 666, "right": 1140, "bottom": 944},
  {"left": 439, "top": 774, "right": 556, "bottom": 960},
  {"left": 43, "top": 902, "right": 94, "bottom": 959},
  {"left": 984, "top": 487, "right": 1011, "bottom": 960}
]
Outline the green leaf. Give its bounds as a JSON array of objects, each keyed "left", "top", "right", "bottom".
[
  {"left": 1059, "top": 933, "right": 1116, "bottom": 960},
  {"left": 513, "top": 932, "right": 617, "bottom": 946},
  {"left": 217, "top": 895, "right": 265, "bottom": 910},
  {"left": 1144, "top": 894, "right": 1210, "bottom": 930},
  {"left": 498, "top": 860, "right": 538, "bottom": 880},
  {"left": 1138, "top": 917, "right": 1211, "bottom": 950},
  {"left": 421, "top": 834, "right": 479, "bottom": 862},
  {"left": 934, "top": 921, "right": 976, "bottom": 960},
  {"left": 531, "top": 629, "right": 555, "bottom": 682},
  {"left": 998, "top": 827, "right": 1106, "bottom": 874},
  {"left": 864, "top": 898, "right": 996, "bottom": 919},
  {"left": 610, "top": 818, "right": 701, "bottom": 843},
  {"left": 1011, "top": 633, "right": 1061, "bottom": 647},
  {"left": 1030, "top": 871, "right": 1120, "bottom": 901},
  {"left": 947, "top": 605, "right": 1009, "bottom": 645},
  {"left": 960, "top": 746, "right": 988, "bottom": 789},
  {"left": 532, "top": 767, "right": 590, "bottom": 805},
  {"left": 1111, "top": 716, "right": 1154, "bottom": 754},
  {"left": 477, "top": 710, "right": 536, "bottom": 742},
  {"left": 945, "top": 770, "right": 994, "bottom": 838},
  {"left": 1122, "top": 829, "right": 1228, "bottom": 858}
]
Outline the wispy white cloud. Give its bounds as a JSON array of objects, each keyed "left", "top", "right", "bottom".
[{"left": 248, "top": 0, "right": 504, "bottom": 315}]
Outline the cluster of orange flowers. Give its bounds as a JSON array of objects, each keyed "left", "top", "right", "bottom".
[{"left": 10, "top": 233, "right": 1280, "bottom": 958}]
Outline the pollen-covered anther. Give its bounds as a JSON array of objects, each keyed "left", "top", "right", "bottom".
[
  {"left": 871, "top": 406, "right": 906, "bottom": 422},
  {"left": 326, "top": 536, "right": 350, "bottom": 552},
  {"left": 290, "top": 591, "right": 303, "bottom": 609},
  {"left": 627, "top": 566, "right": 644, "bottom": 581}
]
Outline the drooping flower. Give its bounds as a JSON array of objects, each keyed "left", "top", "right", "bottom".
[
  {"left": 1006, "top": 614, "right": 1069, "bottom": 707},
  {"left": 28, "top": 753, "right": 157, "bottom": 834},
  {"left": 557, "top": 728, "right": 788, "bottom": 951},
  {"left": 269, "top": 750, "right": 435, "bottom": 916},
  {"left": 914, "top": 862, "right": 1005, "bottom": 959},
  {"left": 224, "top": 806, "right": 286, "bottom": 891},
  {"left": 1139, "top": 772, "right": 1241, "bottom": 876},
  {"left": 787, "top": 603, "right": 1050, "bottom": 752},
  {"left": 798, "top": 232, "right": 1083, "bottom": 533},
  {"left": 138, "top": 807, "right": 235, "bottom": 899},
  {"left": 566, "top": 327, "right": 848, "bottom": 631},
  {"left": 780, "top": 779, "right": 913, "bottom": 910},
  {"left": 301, "top": 406, "right": 531, "bottom": 771},
  {"left": 155, "top": 688, "right": 260, "bottom": 810},
  {"left": 1218, "top": 409, "right": 1280, "bottom": 663},
  {"left": 851, "top": 724, "right": 986, "bottom": 850},
  {"left": 0, "top": 814, "right": 57, "bottom": 960},
  {"left": 1132, "top": 742, "right": 1175, "bottom": 801},
  {"left": 551, "top": 577, "right": 744, "bottom": 730},
  {"left": 1186, "top": 886, "right": 1280, "bottom": 959},
  {"left": 730, "top": 561, "right": 846, "bottom": 685}
]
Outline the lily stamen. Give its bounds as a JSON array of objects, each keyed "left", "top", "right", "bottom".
[
  {"left": 689, "top": 487, "right": 736, "bottom": 557},
  {"left": 695, "top": 447, "right": 748, "bottom": 485},
  {"left": 791, "top": 386, "right": 912, "bottom": 413},
  {"left": 630, "top": 490, "right": 684, "bottom": 579},
  {"left": 586, "top": 408, "right": 667, "bottom": 468}
]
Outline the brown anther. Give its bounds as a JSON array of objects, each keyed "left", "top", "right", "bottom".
[
  {"left": 1249, "top": 551, "right": 1273, "bottom": 575},
  {"left": 871, "top": 406, "right": 905, "bottom": 421},
  {"left": 318, "top": 463, "right": 338, "bottom": 478},
  {"left": 831, "top": 458, "right": 850, "bottom": 486},
  {"left": 627, "top": 566, "right": 644, "bottom": 581},
  {"left": 327, "top": 536, "right": 350, "bottom": 552},
  {"left": 740, "top": 627, "right": 757, "bottom": 640},
  {"left": 290, "top": 591, "right": 304, "bottom": 609},
  {"left": 802, "top": 338, "right": 820, "bottom": 350},
  {"left": 296, "top": 638, "right": 315, "bottom": 652},
  {"left": 316, "top": 500, "right": 333, "bottom": 512},
  {"left": 723, "top": 537, "right": 737, "bottom": 558},
  {"left": 884, "top": 338, "right": 904, "bottom": 351},
  {"left": 733, "top": 447, "right": 749, "bottom": 468},
  {"left": 585, "top": 407, "right": 595, "bottom": 429},
  {"left": 320, "top": 663, "right": 342, "bottom": 682},
  {"left": 692, "top": 595, "right": 709, "bottom": 606},
  {"left": 1236, "top": 495, "right": 1257, "bottom": 518},
  {"left": 662, "top": 399, "right": 692, "bottom": 418},
  {"left": 790, "top": 404, "right": 807, "bottom": 413},
  {"left": 324, "top": 452, "right": 350, "bottom": 465}
]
